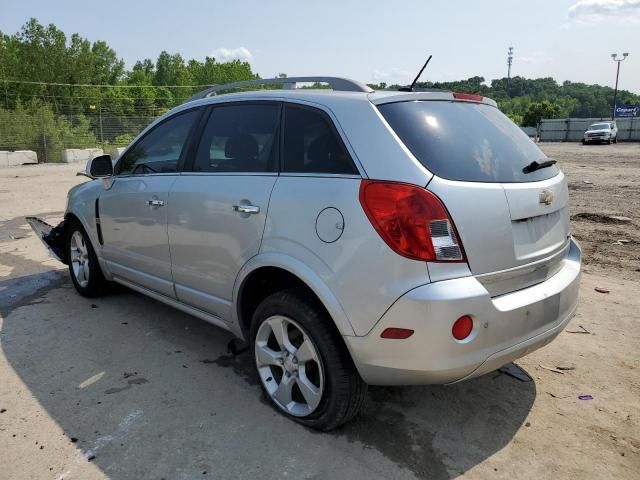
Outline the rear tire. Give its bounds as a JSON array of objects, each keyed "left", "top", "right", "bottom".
[
  {"left": 67, "top": 221, "right": 107, "bottom": 297},
  {"left": 250, "top": 289, "right": 367, "bottom": 430}
]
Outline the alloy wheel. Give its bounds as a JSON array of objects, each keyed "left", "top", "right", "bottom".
[
  {"left": 255, "top": 315, "right": 325, "bottom": 417},
  {"left": 70, "top": 230, "right": 90, "bottom": 288}
]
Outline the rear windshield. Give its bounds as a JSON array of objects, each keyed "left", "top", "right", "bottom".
[{"left": 378, "top": 101, "right": 559, "bottom": 183}]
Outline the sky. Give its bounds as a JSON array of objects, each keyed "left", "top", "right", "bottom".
[{"left": 1, "top": 0, "right": 639, "bottom": 93}]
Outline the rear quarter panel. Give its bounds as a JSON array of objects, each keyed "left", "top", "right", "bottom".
[{"left": 261, "top": 176, "right": 430, "bottom": 336}]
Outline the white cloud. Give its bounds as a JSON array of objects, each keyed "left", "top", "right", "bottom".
[
  {"left": 211, "top": 47, "right": 254, "bottom": 63},
  {"left": 371, "top": 68, "right": 412, "bottom": 85},
  {"left": 517, "top": 56, "right": 538, "bottom": 65},
  {"left": 516, "top": 51, "right": 550, "bottom": 66},
  {"left": 568, "top": 0, "right": 640, "bottom": 23}
]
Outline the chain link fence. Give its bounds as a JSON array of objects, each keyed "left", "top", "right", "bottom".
[{"left": 0, "top": 106, "right": 162, "bottom": 163}]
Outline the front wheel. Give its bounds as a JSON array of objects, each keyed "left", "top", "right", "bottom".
[
  {"left": 67, "top": 221, "right": 107, "bottom": 297},
  {"left": 582, "top": 139, "right": 587, "bottom": 145},
  {"left": 251, "top": 289, "right": 366, "bottom": 430}
]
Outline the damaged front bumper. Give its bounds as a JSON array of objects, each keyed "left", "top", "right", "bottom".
[{"left": 25, "top": 217, "right": 68, "bottom": 264}]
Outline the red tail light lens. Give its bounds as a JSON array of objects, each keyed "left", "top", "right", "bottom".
[
  {"left": 453, "top": 92, "right": 483, "bottom": 102},
  {"left": 359, "top": 180, "right": 465, "bottom": 262}
]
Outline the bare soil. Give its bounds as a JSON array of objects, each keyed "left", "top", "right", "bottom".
[{"left": 543, "top": 142, "right": 640, "bottom": 280}]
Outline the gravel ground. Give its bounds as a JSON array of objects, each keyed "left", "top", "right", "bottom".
[{"left": 0, "top": 145, "right": 638, "bottom": 480}]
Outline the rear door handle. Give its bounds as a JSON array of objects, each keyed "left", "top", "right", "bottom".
[
  {"left": 147, "top": 199, "right": 165, "bottom": 207},
  {"left": 233, "top": 204, "right": 260, "bottom": 214}
]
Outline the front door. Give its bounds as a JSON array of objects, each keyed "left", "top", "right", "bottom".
[
  {"left": 168, "top": 102, "right": 281, "bottom": 321},
  {"left": 100, "top": 108, "right": 201, "bottom": 297}
]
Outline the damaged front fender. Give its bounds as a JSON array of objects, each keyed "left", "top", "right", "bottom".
[{"left": 25, "top": 217, "right": 68, "bottom": 264}]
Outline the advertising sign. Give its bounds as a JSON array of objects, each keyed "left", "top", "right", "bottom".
[{"left": 615, "top": 104, "right": 640, "bottom": 118}]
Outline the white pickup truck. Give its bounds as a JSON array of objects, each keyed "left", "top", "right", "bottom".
[{"left": 583, "top": 121, "right": 618, "bottom": 144}]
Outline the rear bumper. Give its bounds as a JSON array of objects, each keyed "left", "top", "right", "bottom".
[{"left": 345, "top": 238, "right": 582, "bottom": 385}]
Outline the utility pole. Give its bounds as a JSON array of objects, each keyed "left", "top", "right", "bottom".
[{"left": 611, "top": 52, "right": 629, "bottom": 120}]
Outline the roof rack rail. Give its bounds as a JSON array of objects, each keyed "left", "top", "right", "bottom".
[{"left": 187, "top": 76, "right": 373, "bottom": 102}]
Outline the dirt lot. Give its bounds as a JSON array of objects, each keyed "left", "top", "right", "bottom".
[
  {"left": 545, "top": 142, "right": 640, "bottom": 280},
  {"left": 0, "top": 144, "right": 638, "bottom": 480}
]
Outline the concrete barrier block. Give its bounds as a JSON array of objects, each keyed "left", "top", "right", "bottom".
[
  {"left": 9, "top": 150, "right": 38, "bottom": 165},
  {"left": 0, "top": 150, "right": 38, "bottom": 167}
]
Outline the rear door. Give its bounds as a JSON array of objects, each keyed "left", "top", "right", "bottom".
[
  {"left": 378, "top": 100, "right": 569, "bottom": 294},
  {"left": 100, "top": 108, "right": 202, "bottom": 297},
  {"left": 167, "top": 102, "right": 280, "bottom": 321}
]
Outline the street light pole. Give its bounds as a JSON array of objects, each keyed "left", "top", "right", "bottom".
[
  {"left": 611, "top": 52, "right": 629, "bottom": 120},
  {"left": 507, "top": 46, "right": 514, "bottom": 89}
]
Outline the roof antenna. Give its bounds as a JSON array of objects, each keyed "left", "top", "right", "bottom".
[{"left": 399, "top": 55, "right": 433, "bottom": 92}]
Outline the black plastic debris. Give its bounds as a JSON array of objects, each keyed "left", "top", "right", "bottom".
[{"left": 498, "top": 363, "right": 533, "bottom": 382}]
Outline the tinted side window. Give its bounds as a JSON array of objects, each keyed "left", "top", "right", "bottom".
[
  {"left": 193, "top": 104, "right": 280, "bottom": 173},
  {"left": 118, "top": 110, "right": 199, "bottom": 175},
  {"left": 282, "top": 105, "right": 357, "bottom": 175}
]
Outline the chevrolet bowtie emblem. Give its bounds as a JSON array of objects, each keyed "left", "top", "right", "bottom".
[{"left": 539, "top": 190, "right": 554, "bottom": 206}]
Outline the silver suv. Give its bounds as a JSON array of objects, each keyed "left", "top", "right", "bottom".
[{"left": 29, "top": 77, "right": 582, "bottom": 430}]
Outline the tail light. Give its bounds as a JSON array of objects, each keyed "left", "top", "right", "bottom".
[
  {"left": 453, "top": 92, "right": 484, "bottom": 101},
  {"left": 359, "top": 180, "right": 465, "bottom": 262}
]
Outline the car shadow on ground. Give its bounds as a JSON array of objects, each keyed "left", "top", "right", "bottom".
[{"left": 1, "top": 274, "right": 536, "bottom": 480}]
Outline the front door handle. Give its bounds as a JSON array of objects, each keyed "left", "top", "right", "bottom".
[
  {"left": 147, "top": 199, "right": 165, "bottom": 207},
  {"left": 233, "top": 204, "right": 260, "bottom": 214}
]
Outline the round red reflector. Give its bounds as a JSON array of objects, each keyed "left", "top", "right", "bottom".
[
  {"left": 380, "top": 327, "right": 414, "bottom": 339},
  {"left": 452, "top": 315, "right": 473, "bottom": 340}
]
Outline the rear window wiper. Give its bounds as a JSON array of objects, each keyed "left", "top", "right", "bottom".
[{"left": 522, "top": 159, "right": 557, "bottom": 174}]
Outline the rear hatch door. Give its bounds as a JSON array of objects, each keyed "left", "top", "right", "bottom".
[{"left": 378, "top": 99, "right": 570, "bottom": 294}]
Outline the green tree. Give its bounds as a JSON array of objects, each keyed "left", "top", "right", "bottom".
[
  {"left": 506, "top": 112, "right": 523, "bottom": 126},
  {"left": 0, "top": 101, "right": 97, "bottom": 161},
  {"left": 523, "top": 100, "right": 561, "bottom": 127}
]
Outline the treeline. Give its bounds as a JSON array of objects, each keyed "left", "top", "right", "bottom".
[
  {"left": 0, "top": 18, "right": 261, "bottom": 159},
  {"left": 0, "top": 18, "right": 258, "bottom": 116},
  {"left": 2, "top": 18, "right": 639, "bottom": 131},
  {"left": 369, "top": 76, "right": 640, "bottom": 126}
]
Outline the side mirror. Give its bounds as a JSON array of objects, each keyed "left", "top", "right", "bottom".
[{"left": 86, "top": 154, "right": 113, "bottom": 178}]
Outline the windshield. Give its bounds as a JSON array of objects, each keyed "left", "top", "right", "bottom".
[
  {"left": 378, "top": 101, "right": 559, "bottom": 183},
  {"left": 589, "top": 124, "right": 610, "bottom": 130}
]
